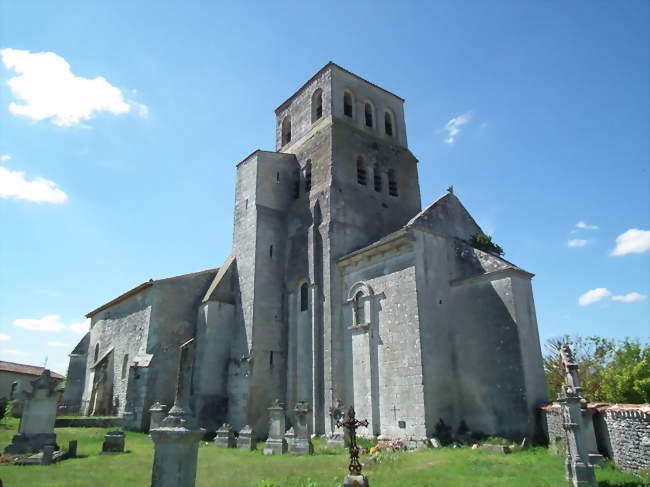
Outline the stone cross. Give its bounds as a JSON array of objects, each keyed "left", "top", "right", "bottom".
[
  {"left": 150, "top": 338, "right": 205, "bottom": 487},
  {"left": 391, "top": 404, "right": 400, "bottom": 421},
  {"left": 558, "top": 344, "right": 596, "bottom": 487}
]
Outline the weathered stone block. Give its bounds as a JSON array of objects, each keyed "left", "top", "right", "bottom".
[
  {"left": 102, "top": 430, "right": 125, "bottom": 453},
  {"left": 237, "top": 425, "right": 256, "bottom": 450},
  {"left": 343, "top": 475, "right": 369, "bottom": 487},
  {"left": 479, "top": 444, "right": 511, "bottom": 454},
  {"left": 214, "top": 423, "right": 236, "bottom": 448}
]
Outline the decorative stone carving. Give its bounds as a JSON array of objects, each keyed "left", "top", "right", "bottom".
[
  {"left": 558, "top": 344, "right": 596, "bottom": 487},
  {"left": 237, "top": 425, "right": 256, "bottom": 451},
  {"left": 148, "top": 402, "right": 168, "bottom": 434},
  {"left": 263, "top": 399, "right": 288, "bottom": 455},
  {"left": 4, "top": 370, "right": 64, "bottom": 454},
  {"left": 291, "top": 401, "right": 313, "bottom": 455},
  {"left": 214, "top": 423, "right": 236, "bottom": 448},
  {"left": 150, "top": 338, "right": 205, "bottom": 487}
]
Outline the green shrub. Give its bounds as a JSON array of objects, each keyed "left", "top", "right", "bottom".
[{"left": 470, "top": 233, "right": 504, "bottom": 256}]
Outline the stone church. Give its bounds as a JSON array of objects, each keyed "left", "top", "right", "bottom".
[{"left": 67, "top": 63, "right": 547, "bottom": 443}]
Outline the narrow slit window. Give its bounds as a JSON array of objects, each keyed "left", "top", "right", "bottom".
[
  {"left": 281, "top": 116, "right": 291, "bottom": 145},
  {"left": 304, "top": 161, "right": 312, "bottom": 192},
  {"left": 365, "top": 103, "right": 373, "bottom": 128},
  {"left": 357, "top": 157, "right": 367, "bottom": 185},
  {"left": 293, "top": 169, "right": 300, "bottom": 199},
  {"left": 270, "top": 351, "right": 274, "bottom": 367},
  {"left": 276, "top": 171, "right": 280, "bottom": 183},
  {"left": 94, "top": 344, "right": 99, "bottom": 362},
  {"left": 344, "top": 92, "right": 353, "bottom": 117},
  {"left": 355, "top": 291, "right": 365, "bottom": 325},
  {"left": 300, "top": 283, "right": 309, "bottom": 311},
  {"left": 384, "top": 112, "right": 393, "bottom": 136},
  {"left": 269, "top": 245, "right": 273, "bottom": 258},
  {"left": 373, "top": 164, "right": 382, "bottom": 192},
  {"left": 388, "top": 169, "right": 399, "bottom": 197},
  {"left": 312, "top": 89, "right": 323, "bottom": 122}
]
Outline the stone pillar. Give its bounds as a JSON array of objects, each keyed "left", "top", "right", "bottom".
[
  {"left": 237, "top": 425, "right": 257, "bottom": 451},
  {"left": 148, "top": 403, "right": 168, "bottom": 433},
  {"left": 150, "top": 338, "right": 205, "bottom": 487},
  {"left": 292, "top": 401, "right": 314, "bottom": 455},
  {"left": 214, "top": 423, "right": 236, "bottom": 448},
  {"left": 4, "top": 370, "right": 64, "bottom": 454},
  {"left": 263, "top": 399, "right": 288, "bottom": 455},
  {"left": 68, "top": 440, "right": 78, "bottom": 458}
]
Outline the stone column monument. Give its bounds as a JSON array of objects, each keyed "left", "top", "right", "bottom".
[
  {"left": 292, "top": 401, "right": 314, "bottom": 455},
  {"left": 263, "top": 399, "right": 288, "bottom": 455},
  {"left": 148, "top": 402, "right": 168, "bottom": 432},
  {"left": 558, "top": 344, "right": 596, "bottom": 487},
  {"left": 4, "top": 370, "right": 64, "bottom": 454},
  {"left": 150, "top": 339, "right": 205, "bottom": 487}
]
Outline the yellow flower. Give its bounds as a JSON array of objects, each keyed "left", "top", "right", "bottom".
[{"left": 369, "top": 447, "right": 377, "bottom": 454}]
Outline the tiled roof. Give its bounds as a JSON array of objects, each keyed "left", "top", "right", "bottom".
[
  {"left": 0, "top": 361, "right": 64, "bottom": 379},
  {"left": 86, "top": 268, "right": 218, "bottom": 318}
]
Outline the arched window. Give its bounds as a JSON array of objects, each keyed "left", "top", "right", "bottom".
[
  {"left": 94, "top": 343, "right": 99, "bottom": 362},
  {"left": 121, "top": 354, "right": 129, "bottom": 379},
  {"left": 343, "top": 91, "right": 353, "bottom": 117},
  {"left": 356, "top": 157, "right": 367, "bottom": 185},
  {"left": 373, "top": 164, "right": 382, "bottom": 192},
  {"left": 281, "top": 116, "right": 292, "bottom": 146},
  {"left": 311, "top": 89, "right": 323, "bottom": 123},
  {"left": 364, "top": 102, "right": 373, "bottom": 128},
  {"left": 304, "top": 160, "right": 312, "bottom": 192},
  {"left": 300, "top": 283, "right": 309, "bottom": 311},
  {"left": 388, "top": 169, "right": 398, "bottom": 197},
  {"left": 354, "top": 291, "right": 365, "bottom": 325},
  {"left": 384, "top": 111, "right": 393, "bottom": 136}
]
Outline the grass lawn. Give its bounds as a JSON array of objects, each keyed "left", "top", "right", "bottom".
[{"left": 0, "top": 419, "right": 646, "bottom": 487}]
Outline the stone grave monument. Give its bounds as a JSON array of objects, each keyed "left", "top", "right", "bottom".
[
  {"left": 148, "top": 402, "right": 168, "bottom": 433},
  {"left": 292, "top": 401, "right": 314, "bottom": 455},
  {"left": 284, "top": 426, "right": 295, "bottom": 449},
  {"left": 559, "top": 344, "right": 597, "bottom": 487},
  {"left": 150, "top": 338, "right": 205, "bottom": 487},
  {"left": 327, "top": 399, "right": 346, "bottom": 447},
  {"left": 337, "top": 407, "right": 370, "bottom": 487},
  {"left": 214, "top": 423, "right": 236, "bottom": 448},
  {"left": 102, "top": 430, "right": 125, "bottom": 453},
  {"left": 237, "top": 425, "right": 257, "bottom": 451},
  {"left": 263, "top": 399, "right": 288, "bottom": 455},
  {"left": 4, "top": 369, "right": 64, "bottom": 454}
]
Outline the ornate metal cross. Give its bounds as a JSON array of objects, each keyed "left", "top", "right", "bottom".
[{"left": 336, "top": 407, "right": 369, "bottom": 476}]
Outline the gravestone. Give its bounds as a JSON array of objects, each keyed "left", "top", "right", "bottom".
[
  {"left": 284, "top": 426, "right": 295, "bottom": 449},
  {"left": 150, "top": 338, "right": 205, "bottom": 487},
  {"left": 327, "top": 399, "right": 346, "bottom": 447},
  {"left": 148, "top": 402, "right": 168, "bottom": 433},
  {"left": 291, "top": 401, "right": 314, "bottom": 455},
  {"left": 559, "top": 344, "right": 597, "bottom": 487},
  {"left": 237, "top": 425, "right": 256, "bottom": 451},
  {"left": 4, "top": 370, "right": 64, "bottom": 454},
  {"left": 68, "top": 440, "right": 78, "bottom": 458},
  {"left": 214, "top": 423, "right": 236, "bottom": 448},
  {"left": 102, "top": 430, "right": 125, "bottom": 453},
  {"left": 263, "top": 399, "right": 288, "bottom": 455}
]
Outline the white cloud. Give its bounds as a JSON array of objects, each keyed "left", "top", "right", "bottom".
[
  {"left": 0, "top": 333, "right": 10, "bottom": 341},
  {"left": 1, "top": 48, "right": 133, "bottom": 126},
  {"left": 47, "top": 341, "right": 71, "bottom": 348},
  {"left": 612, "top": 292, "right": 647, "bottom": 303},
  {"left": 578, "top": 288, "right": 611, "bottom": 306},
  {"left": 69, "top": 319, "right": 90, "bottom": 334},
  {"left": 442, "top": 112, "right": 472, "bottom": 144},
  {"left": 610, "top": 229, "right": 650, "bottom": 256},
  {"left": 567, "top": 239, "right": 588, "bottom": 248},
  {"left": 0, "top": 349, "right": 29, "bottom": 357},
  {"left": 37, "top": 289, "right": 59, "bottom": 298},
  {"left": 576, "top": 221, "right": 599, "bottom": 231},
  {"left": 0, "top": 166, "right": 68, "bottom": 203},
  {"left": 1, "top": 154, "right": 11, "bottom": 162},
  {"left": 14, "top": 314, "right": 67, "bottom": 332}
]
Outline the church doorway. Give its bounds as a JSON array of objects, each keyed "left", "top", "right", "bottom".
[{"left": 89, "top": 349, "right": 114, "bottom": 416}]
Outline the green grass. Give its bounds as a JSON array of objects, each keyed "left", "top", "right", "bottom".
[{"left": 0, "top": 418, "right": 646, "bottom": 487}]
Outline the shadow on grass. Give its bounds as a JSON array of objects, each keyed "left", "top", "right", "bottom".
[{"left": 598, "top": 483, "right": 645, "bottom": 487}]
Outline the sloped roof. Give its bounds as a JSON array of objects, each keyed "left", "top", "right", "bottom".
[
  {"left": 70, "top": 332, "right": 90, "bottom": 355},
  {"left": 0, "top": 361, "right": 64, "bottom": 380},
  {"left": 406, "top": 192, "right": 482, "bottom": 242},
  {"left": 86, "top": 268, "right": 218, "bottom": 318}
]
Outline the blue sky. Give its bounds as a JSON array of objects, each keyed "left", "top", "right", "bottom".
[{"left": 0, "top": 0, "right": 648, "bottom": 375}]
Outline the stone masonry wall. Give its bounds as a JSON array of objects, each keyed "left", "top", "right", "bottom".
[{"left": 604, "top": 406, "right": 650, "bottom": 474}]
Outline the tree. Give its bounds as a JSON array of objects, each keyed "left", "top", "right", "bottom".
[
  {"left": 543, "top": 335, "right": 650, "bottom": 403},
  {"left": 470, "top": 232, "right": 504, "bottom": 256}
]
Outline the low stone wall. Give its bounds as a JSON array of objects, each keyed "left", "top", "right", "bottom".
[
  {"left": 540, "top": 403, "right": 650, "bottom": 474},
  {"left": 55, "top": 417, "right": 124, "bottom": 428},
  {"left": 603, "top": 405, "right": 650, "bottom": 474}
]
